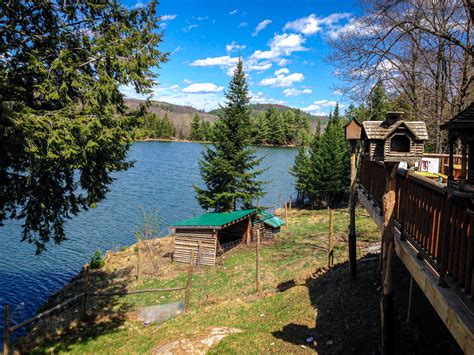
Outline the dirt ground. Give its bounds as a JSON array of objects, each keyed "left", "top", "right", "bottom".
[{"left": 301, "top": 254, "right": 463, "bottom": 354}]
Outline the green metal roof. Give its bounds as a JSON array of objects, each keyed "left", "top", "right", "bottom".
[
  {"left": 254, "top": 211, "right": 285, "bottom": 228},
  {"left": 173, "top": 209, "right": 257, "bottom": 228}
]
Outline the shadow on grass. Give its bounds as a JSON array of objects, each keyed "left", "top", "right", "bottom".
[
  {"left": 273, "top": 253, "right": 463, "bottom": 354},
  {"left": 19, "top": 266, "right": 135, "bottom": 353}
]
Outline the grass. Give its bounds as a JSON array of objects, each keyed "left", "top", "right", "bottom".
[{"left": 30, "top": 207, "right": 379, "bottom": 354}]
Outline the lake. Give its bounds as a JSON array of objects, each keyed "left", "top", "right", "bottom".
[{"left": 0, "top": 141, "right": 297, "bottom": 343}]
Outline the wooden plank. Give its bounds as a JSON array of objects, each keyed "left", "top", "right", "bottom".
[
  {"left": 394, "top": 227, "right": 474, "bottom": 354},
  {"left": 357, "top": 187, "right": 383, "bottom": 233}
]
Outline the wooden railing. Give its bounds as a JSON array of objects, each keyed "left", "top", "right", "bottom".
[{"left": 360, "top": 159, "right": 474, "bottom": 296}]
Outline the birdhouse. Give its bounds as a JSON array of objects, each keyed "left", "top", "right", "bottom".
[
  {"left": 361, "top": 112, "right": 428, "bottom": 163},
  {"left": 440, "top": 103, "right": 474, "bottom": 194},
  {"left": 344, "top": 118, "right": 363, "bottom": 141}
]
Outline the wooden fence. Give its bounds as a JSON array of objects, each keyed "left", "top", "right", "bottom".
[
  {"left": 3, "top": 256, "right": 195, "bottom": 355},
  {"left": 360, "top": 159, "right": 474, "bottom": 297}
]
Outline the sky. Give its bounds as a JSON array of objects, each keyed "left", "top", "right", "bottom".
[{"left": 121, "top": 0, "right": 362, "bottom": 115}]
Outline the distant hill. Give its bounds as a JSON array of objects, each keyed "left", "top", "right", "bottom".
[{"left": 125, "top": 99, "right": 327, "bottom": 136}]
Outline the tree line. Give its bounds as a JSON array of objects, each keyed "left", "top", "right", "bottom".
[{"left": 136, "top": 107, "right": 313, "bottom": 146}]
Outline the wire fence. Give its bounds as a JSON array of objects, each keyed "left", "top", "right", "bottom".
[{"left": 3, "top": 251, "right": 197, "bottom": 355}]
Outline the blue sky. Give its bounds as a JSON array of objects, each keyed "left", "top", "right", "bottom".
[{"left": 121, "top": 0, "right": 362, "bottom": 115}]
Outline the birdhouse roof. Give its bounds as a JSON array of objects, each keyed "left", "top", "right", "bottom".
[
  {"left": 440, "top": 103, "right": 474, "bottom": 130},
  {"left": 363, "top": 120, "right": 428, "bottom": 140}
]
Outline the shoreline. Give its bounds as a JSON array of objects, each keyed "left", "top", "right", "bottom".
[{"left": 136, "top": 138, "right": 299, "bottom": 148}]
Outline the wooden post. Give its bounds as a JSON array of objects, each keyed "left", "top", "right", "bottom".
[
  {"left": 284, "top": 202, "right": 288, "bottom": 230},
  {"left": 137, "top": 240, "right": 142, "bottom": 281},
  {"left": 289, "top": 198, "right": 292, "bottom": 211},
  {"left": 328, "top": 208, "right": 334, "bottom": 267},
  {"left": 381, "top": 162, "right": 399, "bottom": 355},
  {"left": 245, "top": 218, "right": 252, "bottom": 245},
  {"left": 256, "top": 229, "right": 260, "bottom": 293},
  {"left": 184, "top": 250, "right": 195, "bottom": 311},
  {"left": 4, "top": 304, "right": 9, "bottom": 355},
  {"left": 81, "top": 264, "right": 90, "bottom": 320},
  {"left": 197, "top": 241, "right": 202, "bottom": 270},
  {"left": 461, "top": 143, "right": 467, "bottom": 180},
  {"left": 349, "top": 140, "right": 357, "bottom": 279}
]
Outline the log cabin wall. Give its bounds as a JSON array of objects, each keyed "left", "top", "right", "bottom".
[{"left": 174, "top": 228, "right": 217, "bottom": 266}]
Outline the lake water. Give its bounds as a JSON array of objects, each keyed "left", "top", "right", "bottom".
[{"left": 0, "top": 141, "right": 297, "bottom": 343}]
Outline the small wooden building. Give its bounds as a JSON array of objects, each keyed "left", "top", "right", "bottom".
[
  {"left": 172, "top": 209, "right": 257, "bottom": 266},
  {"left": 253, "top": 211, "right": 285, "bottom": 239},
  {"left": 362, "top": 112, "right": 428, "bottom": 163},
  {"left": 441, "top": 103, "right": 474, "bottom": 193}
]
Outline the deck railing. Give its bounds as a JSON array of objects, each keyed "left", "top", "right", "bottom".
[{"left": 360, "top": 158, "right": 474, "bottom": 296}]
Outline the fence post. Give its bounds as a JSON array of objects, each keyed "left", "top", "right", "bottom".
[
  {"left": 284, "top": 202, "right": 288, "bottom": 229},
  {"left": 81, "top": 264, "right": 90, "bottom": 320},
  {"left": 349, "top": 140, "right": 357, "bottom": 279},
  {"left": 4, "top": 304, "right": 9, "bottom": 355},
  {"left": 197, "top": 241, "right": 202, "bottom": 271},
  {"left": 328, "top": 208, "right": 334, "bottom": 267},
  {"left": 184, "top": 250, "right": 195, "bottom": 312},
  {"left": 256, "top": 229, "right": 260, "bottom": 293},
  {"left": 137, "top": 240, "right": 142, "bottom": 281}
]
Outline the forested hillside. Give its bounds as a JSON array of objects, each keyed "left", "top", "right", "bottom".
[{"left": 126, "top": 99, "right": 326, "bottom": 145}]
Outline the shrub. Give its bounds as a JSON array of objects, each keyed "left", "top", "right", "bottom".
[{"left": 90, "top": 251, "right": 105, "bottom": 269}]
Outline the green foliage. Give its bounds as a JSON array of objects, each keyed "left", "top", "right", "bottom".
[
  {"left": 252, "top": 108, "right": 311, "bottom": 146},
  {"left": 135, "top": 112, "right": 175, "bottom": 139},
  {"left": 370, "top": 82, "right": 389, "bottom": 121},
  {"left": 90, "top": 251, "right": 105, "bottom": 270},
  {"left": 189, "top": 113, "right": 203, "bottom": 141},
  {"left": 0, "top": 1, "right": 167, "bottom": 252},
  {"left": 293, "top": 103, "right": 350, "bottom": 207},
  {"left": 194, "top": 59, "right": 266, "bottom": 212}
]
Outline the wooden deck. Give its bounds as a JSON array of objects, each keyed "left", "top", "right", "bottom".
[{"left": 359, "top": 159, "right": 474, "bottom": 353}]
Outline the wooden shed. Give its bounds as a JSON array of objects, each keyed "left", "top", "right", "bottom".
[
  {"left": 362, "top": 112, "right": 428, "bottom": 163},
  {"left": 252, "top": 211, "right": 285, "bottom": 239},
  {"left": 171, "top": 209, "right": 257, "bottom": 266}
]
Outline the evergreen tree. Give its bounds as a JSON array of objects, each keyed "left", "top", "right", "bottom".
[
  {"left": 0, "top": 0, "right": 166, "bottom": 252},
  {"left": 370, "top": 82, "right": 388, "bottom": 121},
  {"left": 190, "top": 113, "right": 202, "bottom": 141},
  {"left": 194, "top": 59, "right": 265, "bottom": 211},
  {"left": 311, "top": 110, "right": 350, "bottom": 207},
  {"left": 253, "top": 112, "right": 270, "bottom": 144},
  {"left": 290, "top": 146, "right": 310, "bottom": 204}
]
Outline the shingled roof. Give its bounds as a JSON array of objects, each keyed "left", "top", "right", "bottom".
[
  {"left": 363, "top": 120, "right": 428, "bottom": 140},
  {"left": 440, "top": 103, "right": 474, "bottom": 130}
]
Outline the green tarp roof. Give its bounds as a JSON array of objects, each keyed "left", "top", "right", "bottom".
[
  {"left": 173, "top": 209, "right": 257, "bottom": 228},
  {"left": 255, "top": 211, "right": 285, "bottom": 228}
]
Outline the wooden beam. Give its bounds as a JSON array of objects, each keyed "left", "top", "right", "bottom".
[
  {"left": 349, "top": 140, "right": 358, "bottom": 278},
  {"left": 394, "top": 227, "right": 474, "bottom": 354}
]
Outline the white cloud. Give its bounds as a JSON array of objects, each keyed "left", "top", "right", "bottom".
[
  {"left": 229, "top": 9, "right": 238, "bottom": 15},
  {"left": 333, "top": 89, "right": 343, "bottom": 95},
  {"left": 196, "top": 16, "right": 209, "bottom": 21},
  {"left": 238, "top": 22, "right": 248, "bottom": 28},
  {"left": 226, "top": 41, "right": 246, "bottom": 53},
  {"left": 277, "top": 58, "right": 290, "bottom": 66},
  {"left": 161, "top": 14, "right": 177, "bottom": 21},
  {"left": 260, "top": 71, "right": 304, "bottom": 87},
  {"left": 183, "top": 79, "right": 192, "bottom": 84},
  {"left": 190, "top": 55, "right": 239, "bottom": 68},
  {"left": 252, "top": 19, "right": 272, "bottom": 36},
  {"left": 183, "top": 24, "right": 199, "bottom": 32},
  {"left": 170, "top": 84, "right": 180, "bottom": 92},
  {"left": 250, "top": 33, "right": 307, "bottom": 61},
  {"left": 182, "top": 83, "right": 224, "bottom": 93},
  {"left": 284, "top": 13, "right": 352, "bottom": 36},
  {"left": 302, "top": 99, "right": 339, "bottom": 114},
  {"left": 250, "top": 91, "right": 286, "bottom": 105},
  {"left": 327, "top": 18, "right": 376, "bottom": 40},
  {"left": 247, "top": 62, "right": 272, "bottom": 71},
  {"left": 283, "top": 88, "right": 313, "bottom": 97},
  {"left": 274, "top": 68, "right": 289, "bottom": 75}
]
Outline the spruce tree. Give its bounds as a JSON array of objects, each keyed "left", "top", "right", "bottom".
[
  {"left": 190, "top": 113, "right": 202, "bottom": 141},
  {"left": 290, "top": 146, "right": 310, "bottom": 204},
  {"left": 194, "top": 59, "right": 265, "bottom": 211},
  {"left": 370, "top": 82, "right": 388, "bottom": 121}
]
